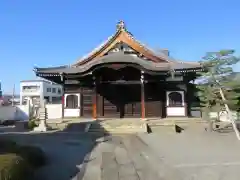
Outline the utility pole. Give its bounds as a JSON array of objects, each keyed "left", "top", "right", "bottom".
[{"left": 12, "top": 84, "right": 15, "bottom": 106}]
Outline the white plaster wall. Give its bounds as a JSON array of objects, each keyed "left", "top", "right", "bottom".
[
  {"left": 0, "top": 106, "right": 17, "bottom": 121},
  {"left": 63, "top": 93, "right": 81, "bottom": 117},
  {"left": 0, "top": 104, "right": 63, "bottom": 121},
  {"left": 64, "top": 109, "right": 80, "bottom": 117},
  {"left": 16, "top": 105, "right": 30, "bottom": 120},
  {"left": 0, "top": 105, "right": 29, "bottom": 121},
  {"left": 167, "top": 107, "right": 185, "bottom": 116},
  {"left": 46, "top": 104, "right": 62, "bottom": 119}
]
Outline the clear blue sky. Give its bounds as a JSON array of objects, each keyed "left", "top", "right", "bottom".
[{"left": 1, "top": 0, "right": 240, "bottom": 94}]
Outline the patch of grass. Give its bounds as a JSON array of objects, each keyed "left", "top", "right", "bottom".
[
  {"left": 0, "top": 139, "right": 47, "bottom": 179},
  {"left": 0, "top": 154, "right": 33, "bottom": 180}
]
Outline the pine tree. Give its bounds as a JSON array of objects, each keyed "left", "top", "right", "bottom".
[{"left": 197, "top": 49, "right": 240, "bottom": 138}]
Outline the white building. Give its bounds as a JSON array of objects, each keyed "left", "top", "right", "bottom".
[{"left": 20, "top": 80, "right": 63, "bottom": 105}]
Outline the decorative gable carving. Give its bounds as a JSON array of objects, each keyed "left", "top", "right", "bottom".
[{"left": 108, "top": 42, "right": 137, "bottom": 54}]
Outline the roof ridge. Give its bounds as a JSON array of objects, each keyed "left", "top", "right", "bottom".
[
  {"left": 124, "top": 35, "right": 171, "bottom": 63},
  {"left": 73, "top": 34, "right": 115, "bottom": 66},
  {"left": 72, "top": 20, "right": 127, "bottom": 66}
]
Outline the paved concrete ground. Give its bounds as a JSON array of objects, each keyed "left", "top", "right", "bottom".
[
  {"left": 80, "top": 135, "right": 168, "bottom": 180},
  {"left": 139, "top": 131, "right": 240, "bottom": 180},
  {"left": 3, "top": 130, "right": 240, "bottom": 180},
  {"left": 1, "top": 132, "right": 167, "bottom": 180}
]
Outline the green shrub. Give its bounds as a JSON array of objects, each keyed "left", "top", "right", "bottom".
[
  {"left": 15, "top": 145, "right": 47, "bottom": 168},
  {"left": 27, "top": 120, "right": 38, "bottom": 130},
  {"left": 0, "top": 154, "right": 33, "bottom": 180}
]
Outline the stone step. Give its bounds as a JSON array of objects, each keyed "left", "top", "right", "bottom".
[
  {"left": 47, "top": 122, "right": 89, "bottom": 132},
  {"left": 148, "top": 126, "right": 177, "bottom": 133},
  {"left": 147, "top": 119, "right": 206, "bottom": 127},
  {"left": 88, "top": 123, "right": 147, "bottom": 134},
  {"left": 89, "top": 128, "right": 145, "bottom": 132},
  {"left": 47, "top": 123, "right": 67, "bottom": 130},
  {"left": 87, "top": 130, "right": 140, "bottom": 135},
  {"left": 90, "top": 125, "right": 145, "bottom": 129}
]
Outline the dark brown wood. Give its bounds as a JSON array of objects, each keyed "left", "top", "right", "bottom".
[
  {"left": 141, "top": 82, "right": 146, "bottom": 119},
  {"left": 94, "top": 83, "right": 142, "bottom": 118},
  {"left": 97, "top": 92, "right": 103, "bottom": 117},
  {"left": 82, "top": 88, "right": 93, "bottom": 117},
  {"left": 92, "top": 87, "right": 97, "bottom": 120},
  {"left": 145, "top": 83, "right": 162, "bottom": 118},
  {"left": 103, "top": 84, "right": 120, "bottom": 118},
  {"left": 122, "top": 85, "right": 141, "bottom": 118},
  {"left": 72, "top": 67, "right": 198, "bottom": 119}
]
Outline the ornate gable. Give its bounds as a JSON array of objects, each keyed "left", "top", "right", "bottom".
[
  {"left": 73, "top": 21, "right": 169, "bottom": 67},
  {"left": 107, "top": 42, "right": 137, "bottom": 54}
]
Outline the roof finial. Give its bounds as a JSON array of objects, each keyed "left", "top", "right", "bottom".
[{"left": 117, "top": 20, "right": 126, "bottom": 31}]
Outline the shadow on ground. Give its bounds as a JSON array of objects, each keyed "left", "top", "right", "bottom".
[{"left": 0, "top": 120, "right": 110, "bottom": 180}]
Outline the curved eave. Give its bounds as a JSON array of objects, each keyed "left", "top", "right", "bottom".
[
  {"left": 36, "top": 73, "right": 62, "bottom": 77},
  {"left": 34, "top": 53, "right": 203, "bottom": 78}
]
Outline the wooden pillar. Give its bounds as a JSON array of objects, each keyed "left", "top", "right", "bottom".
[
  {"left": 62, "top": 93, "right": 64, "bottom": 119},
  {"left": 92, "top": 76, "right": 97, "bottom": 120},
  {"left": 141, "top": 71, "right": 146, "bottom": 120},
  {"left": 79, "top": 88, "right": 81, "bottom": 117},
  {"left": 185, "top": 84, "right": 188, "bottom": 117}
]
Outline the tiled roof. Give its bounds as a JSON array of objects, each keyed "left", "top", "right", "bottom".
[
  {"left": 34, "top": 21, "right": 203, "bottom": 76},
  {"left": 73, "top": 21, "right": 170, "bottom": 65}
]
